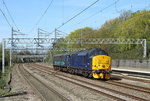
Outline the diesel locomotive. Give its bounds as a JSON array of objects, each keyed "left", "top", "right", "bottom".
[{"left": 53, "top": 49, "right": 112, "bottom": 80}]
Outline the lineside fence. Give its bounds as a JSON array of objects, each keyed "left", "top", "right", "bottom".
[{"left": 112, "top": 60, "right": 150, "bottom": 69}]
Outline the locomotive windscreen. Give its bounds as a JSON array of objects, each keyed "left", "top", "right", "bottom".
[{"left": 89, "top": 49, "right": 108, "bottom": 57}]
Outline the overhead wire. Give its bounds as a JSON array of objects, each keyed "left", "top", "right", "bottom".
[
  {"left": 57, "top": 29, "right": 68, "bottom": 35},
  {"left": 64, "top": 0, "right": 120, "bottom": 31},
  {"left": 115, "top": 0, "right": 122, "bottom": 13},
  {"left": 2, "top": 0, "right": 19, "bottom": 30},
  {"left": 39, "top": 28, "right": 51, "bottom": 34},
  {"left": 53, "top": 0, "right": 101, "bottom": 31},
  {"left": 1, "top": 0, "right": 27, "bottom": 36},
  {"left": 29, "top": 0, "right": 54, "bottom": 33},
  {"left": 0, "top": 8, "right": 12, "bottom": 28},
  {"left": 67, "top": 0, "right": 150, "bottom": 33}
]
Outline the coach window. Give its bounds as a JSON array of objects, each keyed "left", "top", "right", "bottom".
[{"left": 83, "top": 56, "right": 86, "bottom": 64}]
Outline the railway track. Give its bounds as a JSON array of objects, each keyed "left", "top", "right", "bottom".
[
  {"left": 111, "top": 74, "right": 150, "bottom": 83},
  {"left": 105, "top": 80, "right": 150, "bottom": 94},
  {"left": 112, "top": 69, "right": 150, "bottom": 79},
  {"left": 34, "top": 63, "right": 150, "bottom": 83},
  {"left": 18, "top": 64, "right": 69, "bottom": 101},
  {"left": 17, "top": 64, "right": 45, "bottom": 101},
  {"left": 28, "top": 63, "right": 150, "bottom": 101},
  {"left": 33, "top": 63, "right": 150, "bottom": 91}
]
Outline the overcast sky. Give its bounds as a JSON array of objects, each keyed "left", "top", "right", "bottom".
[{"left": 0, "top": 0, "right": 150, "bottom": 42}]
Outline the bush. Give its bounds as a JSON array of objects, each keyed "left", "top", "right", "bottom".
[{"left": 0, "top": 79, "right": 5, "bottom": 89}]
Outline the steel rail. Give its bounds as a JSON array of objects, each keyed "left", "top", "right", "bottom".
[
  {"left": 111, "top": 74, "right": 150, "bottom": 83},
  {"left": 30, "top": 63, "right": 149, "bottom": 101},
  {"left": 28, "top": 64, "right": 125, "bottom": 101},
  {"left": 17, "top": 64, "right": 46, "bottom": 101},
  {"left": 22, "top": 64, "right": 70, "bottom": 101},
  {"left": 33, "top": 63, "right": 150, "bottom": 94},
  {"left": 105, "top": 80, "right": 150, "bottom": 94}
]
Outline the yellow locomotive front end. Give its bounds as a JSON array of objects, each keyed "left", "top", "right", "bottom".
[{"left": 92, "top": 55, "right": 111, "bottom": 80}]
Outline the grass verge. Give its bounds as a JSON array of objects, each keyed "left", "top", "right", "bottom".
[{"left": 0, "top": 66, "right": 12, "bottom": 96}]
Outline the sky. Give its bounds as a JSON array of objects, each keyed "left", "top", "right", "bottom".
[{"left": 0, "top": 0, "right": 150, "bottom": 42}]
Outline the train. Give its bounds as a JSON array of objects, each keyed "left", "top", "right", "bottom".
[{"left": 53, "top": 49, "right": 112, "bottom": 80}]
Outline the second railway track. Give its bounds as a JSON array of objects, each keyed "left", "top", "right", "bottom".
[
  {"left": 18, "top": 64, "right": 70, "bottom": 101},
  {"left": 28, "top": 63, "right": 150, "bottom": 101},
  {"left": 32, "top": 63, "right": 150, "bottom": 93}
]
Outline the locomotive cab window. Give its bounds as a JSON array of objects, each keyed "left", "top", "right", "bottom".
[
  {"left": 89, "top": 49, "right": 108, "bottom": 57},
  {"left": 96, "top": 50, "right": 108, "bottom": 56}
]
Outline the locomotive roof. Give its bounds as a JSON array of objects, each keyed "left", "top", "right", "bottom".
[
  {"left": 70, "top": 50, "right": 82, "bottom": 55},
  {"left": 77, "top": 50, "right": 89, "bottom": 56},
  {"left": 71, "top": 49, "right": 106, "bottom": 56},
  {"left": 54, "top": 49, "right": 108, "bottom": 57}
]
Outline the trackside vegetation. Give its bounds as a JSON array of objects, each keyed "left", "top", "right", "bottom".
[
  {"left": 0, "top": 44, "right": 12, "bottom": 94},
  {"left": 48, "top": 10, "right": 150, "bottom": 61}
]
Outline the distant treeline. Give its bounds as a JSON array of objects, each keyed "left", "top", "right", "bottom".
[
  {"left": 51, "top": 10, "right": 150, "bottom": 59},
  {"left": 1, "top": 10, "right": 150, "bottom": 67}
]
